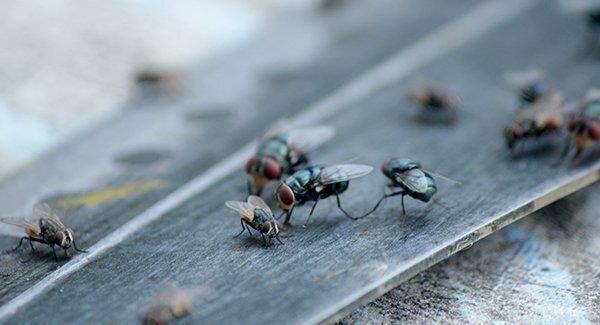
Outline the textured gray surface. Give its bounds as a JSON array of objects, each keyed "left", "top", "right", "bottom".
[
  {"left": 3, "top": 0, "right": 599, "bottom": 323},
  {"left": 343, "top": 184, "right": 600, "bottom": 324},
  {"left": 0, "top": 0, "right": 481, "bottom": 310},
  {"left": 0, "top": 0, "right": 598, "bottom": 324}
]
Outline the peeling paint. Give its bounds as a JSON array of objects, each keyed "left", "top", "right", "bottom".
[{"left": 51, "top": 181, "right": 168, "bottom": 208}]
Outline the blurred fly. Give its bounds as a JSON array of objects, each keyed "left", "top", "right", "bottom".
[
  {"left": 246, "top": 122, "right": 335, "bottom": 195},
  {"left": 504, "top": 69, "right": 552, "bottom": 107},
  {"left": 560, "top": 89, "right": 600, "bottom": 162},
  {"left": 274, "top": 164, "right": 373, "bottom": 226},
  {"left": 369, "top": 158, "right": 459, "bottom": 216},
  {"left": 226, "top": 195, "right": 283, "bottom": 248},
  {"left": 0, "top": 204, "right": 86, "bottom": 260},
  {"left": 406, "top": 81, "right": 460, "bottom": 122},
  {"left": 503, "top": 91, "right": 565, "bottom": 152},
  {"left": 141, "top": 284, "right": 205, "bottom": 325}
]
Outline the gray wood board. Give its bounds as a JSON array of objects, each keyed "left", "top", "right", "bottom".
[
  {"left": 343, "top": 184, "right": 600, "bottom": 323},
  {"left": 0, "top": 0, "right": 481, "bottom": 308},
  {"left": 3, "top": 1, "right": 599, "bottom": 323}
]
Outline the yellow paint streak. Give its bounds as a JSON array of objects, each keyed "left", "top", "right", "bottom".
[{"left": 52, "top": 180, "right": 167, "bottom": 208}]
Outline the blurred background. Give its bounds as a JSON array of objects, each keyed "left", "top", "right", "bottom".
[{"left": 0, "top": 0, "right": 326, "bottom": 178}]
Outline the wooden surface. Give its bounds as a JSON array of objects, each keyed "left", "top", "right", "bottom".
[
  {"left": 0, "top": 0, "right": 599, "bottom": 324},
  {"left": 343, "top": 184, "right": 600, "bottom": 323}
]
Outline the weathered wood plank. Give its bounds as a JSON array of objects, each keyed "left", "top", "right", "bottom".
[
  {"left": 2, "top": 1, "right": 599, "bottom": 324},
  {"left": 343, "top": 184, "right": 600, "bottom": 323},
  {"left": 0, "top": 0, "right": 481, "bottom": 308}
]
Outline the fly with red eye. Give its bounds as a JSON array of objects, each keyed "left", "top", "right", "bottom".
[
  {"left": 1, "top": 204, "right": 87, "bottom": 261},
  {"left": 502, "top": 88, "right": 565, "bottom": 154},
  {"left": 226, "top": 196, "right": 284, "bottom": 248},
  {"left": 559, "top": 89, "right": 600, "bottom": 163},
  {"left": 245, "top": 123, "right": 335, "bottom": 196}
]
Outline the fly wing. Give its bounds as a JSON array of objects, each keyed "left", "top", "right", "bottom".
[
  {"left": 516, "top": 91, "right": 565, "bottom": 127},
  {"left": 286, "top": 126, "right": 335, "bottom": 154},
  {"left": 225, "top": 201, "right": 254, "bottom": 222},
  {"left": 319, "top": 164, "right": 373, "bottom": 185},
  {"left": 394, "top": 169, "right": 429, "bottom": 193},
  {"left": 33, "top": 203, "right": 66, "bottom": 228},
  {"left": 260, "top": 119, "right": 292, "bottom": 141},
  {"left": 247, "top": 195, "right": 273, "bottom": 215},
  {"left": 0, "top": 216, "right": 41, "bottom": 236}
]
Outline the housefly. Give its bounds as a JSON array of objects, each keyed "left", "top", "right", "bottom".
[
  {"left": 0, "top": 204, "right": 86, "bottom": 260},
  {"left": 369, "top": 158, "right": 459, "bottom": 216},
  {"left": 274, "top": 164, "right": 373, "bottom": 226},
  {"left": 406, "top": 82, "right": 460, "bottom": 122},
  {"left": 560, "top": 89, "right": 600, "bottom": 162},
  {"left": 504, "top": 69, "right": 552, "bottom": 107},
  {"left": 226, "top": 195, "right": 283, "bottom": 248},
  {"left": 503, "top": 91, "right": 565, "bottom": 152},
  {"left": 246, "top": 123, "right": 335, "bottom": 196},
  {"left": 141, "top": 284, "right": 205, "bottom": 325}
]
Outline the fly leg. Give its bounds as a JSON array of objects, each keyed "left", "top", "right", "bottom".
[
  {"left": 275, "top": 234, "right": 285, "bottom": 245},
  {"left": 234, "top": 219, "right": 246, "bottom": 238},
  {"left": 303, "top": 197, "right": 321, "bottom": 227},
  {"left": 554, "top": 137, "right": 572, "bottom": 166},
  {"left": 15, "top": 236, "right": 35, "bottom": 252},
  {"left": 572, "top": 146, "right": 584, "bottom": 164},
  {"left": 335, "top": 195, "right": 358, "bottom": 220},
  {"left": 283, "top": 206, "right": 295, "bottom": 225},
  {"left": 401, "top": 194, "right": 406, "bottom": 216},
  {"left": 366, "top": 190, "right": 406, "bottom": 216},
  {"left": 73, "top": 240, "right": 88, "bottom": 253},
  {"left": 261, "top": 233, "right": 268, "bottom": 248},
  {"left": 51, "top": 245, "right": 58, "bottom": 261}
]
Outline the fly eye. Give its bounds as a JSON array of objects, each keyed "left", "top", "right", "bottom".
[
  {"left": 260, "top": 221, "right": 271, "bottom": 234},
  {"left": 54, "top": 231, "right": 64, "bottom": 244},
  {"left": 277, "top": 185, "right": 295, "bottom": 206},
  {"left": 245, "top": 157, "right": 256, "bottom": 173},
  {"left": 568, "top": 118, "right": 581, "bottom": 132},
  {"left": 262, "top": 158, "right": 281, "bottom": 180},
  {"left": 587, "top": 122, "right": 600, "bottom": 140}
]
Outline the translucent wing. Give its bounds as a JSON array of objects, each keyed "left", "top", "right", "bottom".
[
  {"left": 247, "top": 195, "right": 273, "bottom": 215},
  {"left": 225, "top": 201, "right": 255, "bottom": 222},
  {"left": 0, "top": 216, "right": 41, "bottom": 236},
  {"left": 319, "top": 164, "right": 373, "bottom": 185},
  {"left": 261, "top": 119, "right": 293, "bottom": 141},
  {"left": 286, "top": 126, "right": 335, "bottom": 154},
  {"left": 394, "top": 169, "right": 429, "bottom": 193},
  {"left": 33, "top": 203, "right": 65, "bottom": 227},
  {"left": 419, "top": 168, "right": 461, "bottom": 184},
  {"left": 516, "top": 91, "right": 565, "bottom": 127}
]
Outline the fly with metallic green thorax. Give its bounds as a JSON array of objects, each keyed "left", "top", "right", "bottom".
[
  {"left": 559, "top": 89, "right": 600, "bottom": 163},
  {"left": 368, "top": 158, "right": 459, "bottom": 216},
  {"left": 245, "top": 122, "right": 335, "bottom": 196},
  {"left": 0, "top": 204, "right": 87, "bottom": 261},
  {"left": 274, "top": 164, "right": 373, "bottom": 226},
  {"left": 226, "top": 195, "right": 283, "bottom": 248}
]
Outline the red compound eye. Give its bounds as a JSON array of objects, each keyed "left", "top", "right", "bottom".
[
  {"left": 277, "top": 185, "right": 295, "bottom": 205},
  {"left": 245, "top": 156, "right": 256, "bottom": 173},
  {"left": 588, "top": 121, "right": 600, "bottom": 140},
  {"left": 54, "top": 231, "right": 64, "bottom": 244},
  {"left": 263, "top": 158, "right": 281, "bottom": 180},
  {"left": 381, "top": 158, "right": 393, "bottom": 173},
  {"left": 568, "top": 117, "right": 581, "bottom": 132},
  {"left": 260, "top": 221, "right": 271, "bottom": 234}
]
